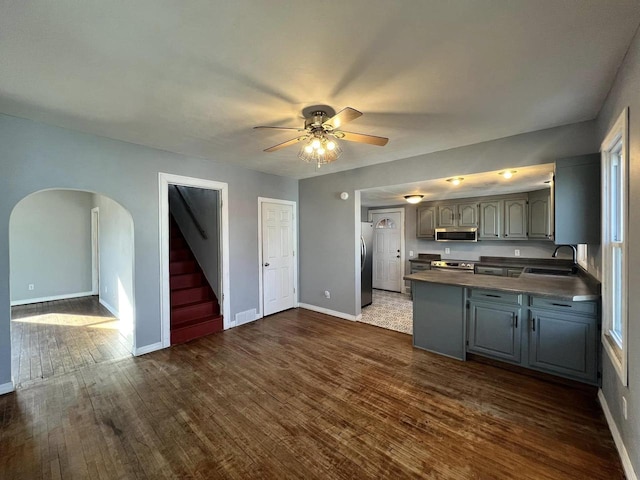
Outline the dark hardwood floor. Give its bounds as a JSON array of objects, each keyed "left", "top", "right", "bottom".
[
  {"left": 11, "top": 296, "right": 132, "bottom": 387},
  {"left": 0, "top": 308, "right": 623, "bottom": 479}
]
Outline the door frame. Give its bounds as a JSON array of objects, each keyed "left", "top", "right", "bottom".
[
  {"left": 91, "top": 207, "right": 100, "bottom": 295},
  {"left": 257, "top": 197, "right": 298, "bottom": 318},
  {"left": 158, "top": 173, "right": 230, "bottom": 348},
  {"left": 368, "top": 207, "right": 406, "bottom": 294}
]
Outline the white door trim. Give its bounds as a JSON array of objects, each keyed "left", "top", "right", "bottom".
[
  {"left": 258, "top": 197, "right": 298, "bottom": 318},
  {"left": 91, "top": 207, "right": 100, "bottom": 295},
  {"left": 158, "top": 173, "right": 230, "bottom": 348},
  {"left": 368, "top": 207, "right": 406, "bottom": 293}
]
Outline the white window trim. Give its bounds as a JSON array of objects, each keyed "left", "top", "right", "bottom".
[
  {"left": 576, "top": 244, "right": 588, "bottom": 270},
  {"left": 601, "top": 107, "right": 629, "bottom": 387}
]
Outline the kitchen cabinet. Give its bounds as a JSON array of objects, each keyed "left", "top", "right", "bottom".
[
  {"left": 528, "top": 297, "right": 598, "bottom": 383},
  {"left": 503, "top": 199, "right": 528, "bottom": 239},
  {"left": 554, "top": 154, "right": 600, "bottom": 244},
  {"left": 475, "top": 266, "right": 505, "bottom": 276},
  {"left": 467, "top": 300, "right": 522, "bottom": 362},
  {"left": 478, "top": 201, "right": 502, "bottom": 239},
  {"left": 528, "top": 189, "right": 552, "bottom": 240},
  {"left": 416, "top": 206, "right": 436, "bottom": 238},
  {"left": 437, "top": 202, "right": 478, "bottom": 227}
]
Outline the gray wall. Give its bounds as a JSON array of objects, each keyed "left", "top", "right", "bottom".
[
  {"left": 169, "top": 186, "right": 220, "bottom": 297},
  {"left": 0, "top": 113, "right": 297, "bottom": 386},
  {"left": 9, "top": 190, "right": 93, "bottom": 303},
  {"left": 92, "top": 194, "right": 134, "bottom": 342},
  {"left": 596, "top": 25, "right": 640, "bottom": 475},
  {"left": 300, "top": 121, "right": 598, "bottom": 316}
]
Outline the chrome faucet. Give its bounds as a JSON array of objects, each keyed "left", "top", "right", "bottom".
[{"left": 552, "top": 244, "right": 577, "bottom": 264}]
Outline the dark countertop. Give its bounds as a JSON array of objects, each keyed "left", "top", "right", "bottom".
[
  {"left": 404, "top": 269, "right": 600, "bottom": 301},
  {"left": 409, "top": 254, "right": 441, "bottom": 263},
  {"left": 477, "top": 256, "right": 574, "bottom": 269}
]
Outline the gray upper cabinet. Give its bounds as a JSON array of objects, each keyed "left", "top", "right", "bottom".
[
  {"left": 554, "top": 154, "right": 601, "bottom": 244},
  {"left": 528, "top": 189, "right": 551, "bottom": 240},
  {"left": 458, "top": 202, "right": 478, "bottom": 227},
  {"left": 478, "top": 200, "right": 502, "bottom": 239},
  {"left": 503, "top": 199, "right": 528, "bottom": 239},
  {"left": 437, "top": 202, "right": 477, "bottom": 228},
  {"left": 437, "top": 204, "right": 456, "bottom": 227},
  {"left": 416, "top": 206, "right": 436, "bottom": 238}
]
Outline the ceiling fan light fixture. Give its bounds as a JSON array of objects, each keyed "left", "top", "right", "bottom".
[
  {"left": 447, "top": 177, "right": 463, "bottom": 185},
  {"left": 404, "top": 194, "right": 424, "bottom": 204},
  {"left": 298, "top": 135, "right": 342, "bottom": 166}
]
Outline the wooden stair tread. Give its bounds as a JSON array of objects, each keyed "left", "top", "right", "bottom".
[{"left": 170, "top": 315, "right": 223, "bottom": 330}]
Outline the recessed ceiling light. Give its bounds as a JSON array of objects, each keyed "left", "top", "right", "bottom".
[
  {"left": 447, "top": 177, "right": 463, "bottom": 186},
  {"left": 404, "top": 195, "right": 424, "bottom": 204},
  {"left": 499, "top": 170, "right": 517, "bottom": 179}
]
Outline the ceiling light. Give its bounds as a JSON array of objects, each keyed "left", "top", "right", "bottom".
[
  {"left": 298, "top": 134, "right": 342, "bottom": 166},
  {"left": 404, "top": 195, "right": 424, "bottom": 204},
  {"left": 447, "top": 177, "right": 463, "bottom": 186},
  {"left": 500, "top": 170, "right": 516, "bottom": 179}
]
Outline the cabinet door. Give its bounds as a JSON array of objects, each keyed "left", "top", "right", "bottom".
[
  {"left": 437, "top": 204, "right": 456, "bottom": 227},
  {"left": 528, "top": 309, "right": 597, "bottom": 383},
  {"left": 479, "top": 201, "right": 502, "bottom": 239},
  {"left": 467, "top": 301, "right": 521, "bottom": 362},
  {"left": 504, "top": 199, "right": 528, "bottom": 239},
  {"left": 417, "top": 206, "right": 436, "bottom": 238},
  {"left": 528, "top": 190, "right": 551, "bottom": 239},
  {"left": 458, "top": 202, "right": 478, "bottom": 227}
]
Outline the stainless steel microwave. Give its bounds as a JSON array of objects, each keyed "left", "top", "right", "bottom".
[{"left": 434, "top": 227, "right": 478, "bottom": 242}]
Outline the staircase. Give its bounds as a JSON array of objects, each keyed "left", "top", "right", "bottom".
[{"left": 170, "top": 216, "right": 223, "bottom": 344}]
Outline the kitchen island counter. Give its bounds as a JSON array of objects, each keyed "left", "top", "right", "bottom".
[{"left": 404, "top": 269, "right": 599, "bottom": 301}]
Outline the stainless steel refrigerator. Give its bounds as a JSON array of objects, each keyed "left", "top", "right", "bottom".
[{"left": 361, "top": 222, "right": 373, "bottom": 307}]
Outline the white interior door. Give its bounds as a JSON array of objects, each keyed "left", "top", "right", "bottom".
[
  {"left": 262, "top": 202, "right": 295, "bottom": 316},
  {"left": 370, "top": 211, "right": 403, "bottom": 292}
]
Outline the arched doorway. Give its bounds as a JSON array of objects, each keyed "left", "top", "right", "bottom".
[{"left": 9, "top": 189, "right": 134, "bottom": 387}]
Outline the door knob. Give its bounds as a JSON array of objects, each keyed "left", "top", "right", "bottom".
[
  {"left": 264, "top": 263, "right": 270, "bottom": 267},
  {"left": 396, "top": 255, "right": 400, "bottom": 258}
]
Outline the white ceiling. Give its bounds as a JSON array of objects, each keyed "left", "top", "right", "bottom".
[
  {"left": 1, "top": 1, "right": 639, "bottom": 179},
  {"left": 360, "top": 163, "right": 554, "bottom": 207}
]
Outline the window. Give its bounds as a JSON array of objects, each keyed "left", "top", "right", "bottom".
[
  {"left": 576, "top": 244, "right": 588, "bottom": 270},
  {"left": 601, "top": 107, "right": 629, "bottom": 386},
  {"left": 375, "top": 218, "right": 396, "bottom": 229}
]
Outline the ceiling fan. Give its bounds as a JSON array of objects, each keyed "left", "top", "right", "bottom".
[{"left": 254, "top": 106, "right": 388, "bottom": 166}]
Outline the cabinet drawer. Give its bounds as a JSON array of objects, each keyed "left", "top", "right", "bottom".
[
  {"left": 410, "top": 263, "right": 430, "bottom": 273},
  {"left": 529, "top": 297, "right": 597, "bottom": 315},
  {"left": 469, "top": 289, "right": 522, "bottom": 305},
  {"left": 475, "top": 266, "right": 505, "bottom": 276}
]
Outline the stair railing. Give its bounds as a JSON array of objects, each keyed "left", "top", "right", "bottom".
[{"left": 174, "top": 185, "right": 208, "bottom": 239}]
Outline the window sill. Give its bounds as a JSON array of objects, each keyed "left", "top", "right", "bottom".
[{"left": 602, "top": 333, "right": 627, "bottom": 387}]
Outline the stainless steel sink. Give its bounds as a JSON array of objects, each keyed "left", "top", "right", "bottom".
[{"left": 523, "top": 266, "right": 578, "bottom": 276}]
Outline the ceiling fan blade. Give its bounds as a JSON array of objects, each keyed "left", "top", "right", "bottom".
[
  {"left": 322, "top": 107, "right": 362, "bottom": 130},
  {"left": 254, "top": 126, "right": 307, "bottom": 132},
  {"left": 264, "top": 135, "right": 308, "bottom": 152},
  {"left": 334, "top": 131, "right": 389, "bottom": 146}
]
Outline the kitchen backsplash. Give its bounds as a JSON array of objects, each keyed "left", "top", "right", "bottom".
[{"left": 409, "top": 238, "right": 571, "bottom": 261}]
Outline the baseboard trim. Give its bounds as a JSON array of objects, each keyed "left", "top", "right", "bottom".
[
  {"left": 598, "top": 389, "right": 638, "bottom": 480},
  {"left": 298, "top": 303, "right": 357, "bottom": 321},
  {"left": 134, "top": 342, "right": 164, "bottom": 356},
  {"left": 99, "top": 298, "right": 120, "bottom": 318},
  {"left": 0, "top": 381, "right": 15, "bottom": 396},
  {"left": 11, "top": 291, "right": 94, "bottom": 306}
]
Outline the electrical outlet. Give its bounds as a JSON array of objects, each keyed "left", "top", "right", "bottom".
[
  {"left": 514, "top": 249, "right": 521, "bottom": 257},
  {"left": 324, "top": 290, "right": 331, "bottom": 299},
  {"left": 409, "top": 250, "right": 414, "bottom": 258},
  {"left": 28, "top": 284, "right": 34, "bottom": 291},
  {"left": 623, "top": 397, "right": 628, "bottom": 420},
  {"left": 445, "top": 247, "right": 451, "bottom": 254}
]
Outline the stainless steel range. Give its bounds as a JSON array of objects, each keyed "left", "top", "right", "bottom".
[{"left": 430, "top": 260, "right": 475, "bottom": 272}]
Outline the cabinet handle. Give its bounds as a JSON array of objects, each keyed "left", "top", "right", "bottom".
[
  {"left": 514, "top": 315, "right": 518, "bottom": 328},
  {"left": 551, "top": 303, "right": 571, "bottom": 308},
  {"left": 482, "top": 294, "right": 501, "bottom": 298},
  {"left": 532, "top": 317, "right": 536, "bottom": 332}
]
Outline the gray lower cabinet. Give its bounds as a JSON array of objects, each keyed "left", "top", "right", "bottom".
[
  {"left": 467, "top": 300, "right": 521, "bottom": 362},
  {"left": 528, "top": 305, "right": 598, "bottom": 383},
  {"left": 465, "top": 289, "right": 599, "bottom": 385}
]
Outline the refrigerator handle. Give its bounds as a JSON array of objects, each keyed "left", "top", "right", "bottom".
[{"left": 360, "top": 236, "right": 366, "bottom": 271}]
